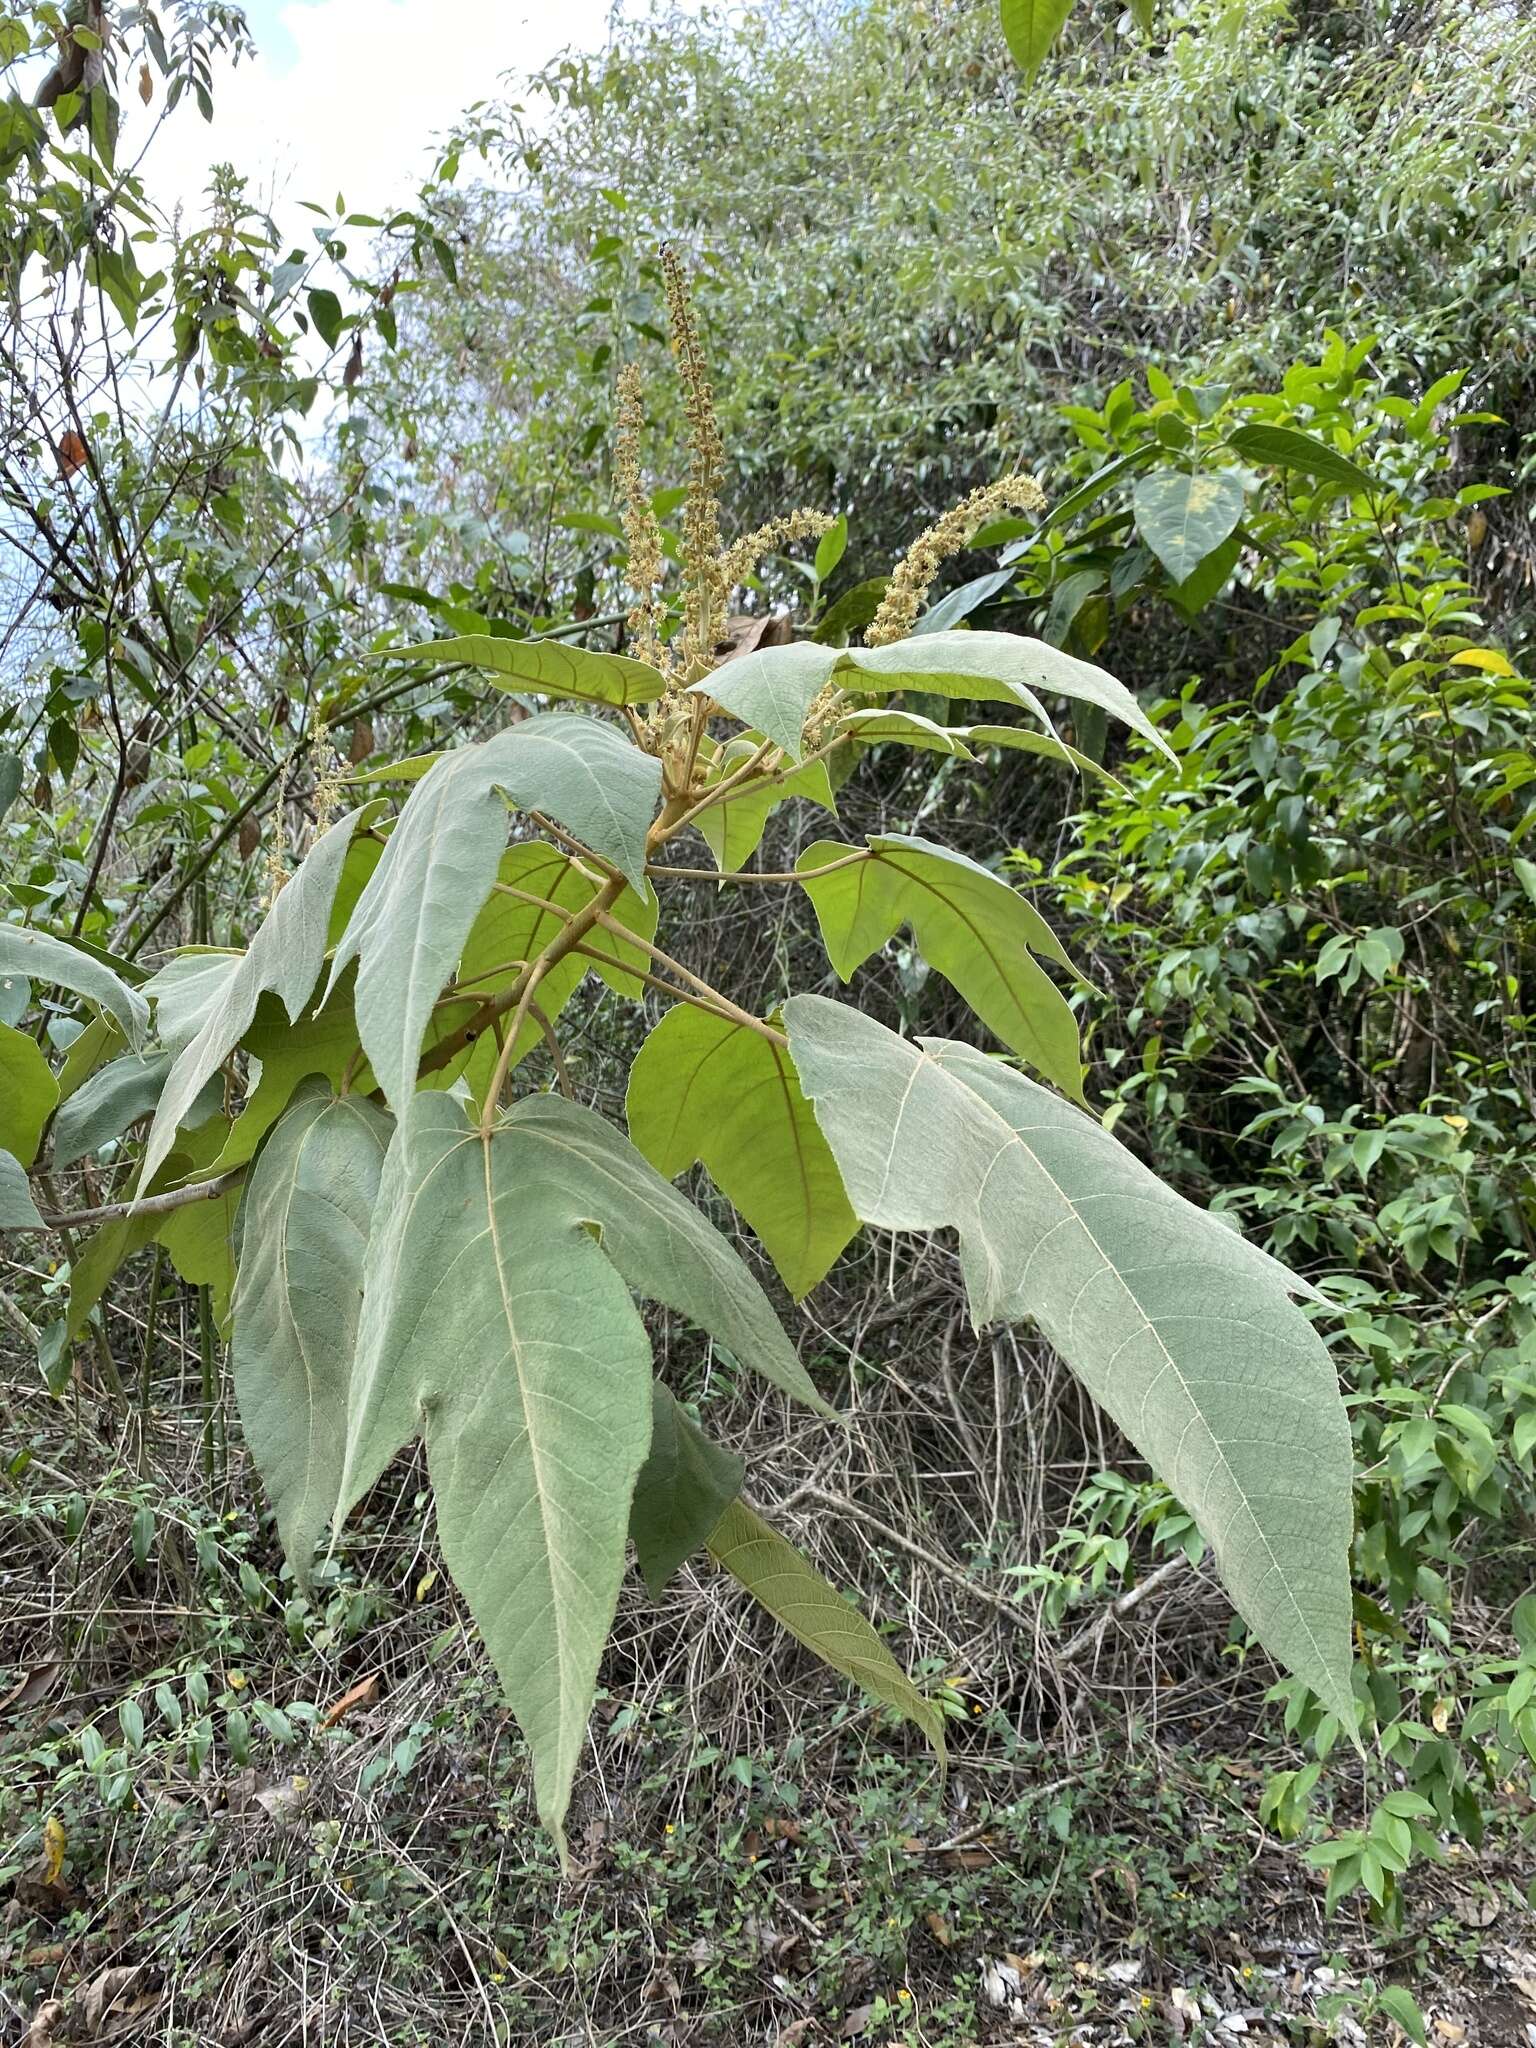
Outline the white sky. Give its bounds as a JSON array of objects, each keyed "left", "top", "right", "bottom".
[{"left": 139, "top": 0, "right": 616, "bottom": 238}]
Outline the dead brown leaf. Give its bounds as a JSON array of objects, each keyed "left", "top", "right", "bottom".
[
  {"left": 0, "top": 1657, "right": 65, "bottom": 1716},
  {"left": 319, "top": 1673, "right": 380, "bottom": 1728}
]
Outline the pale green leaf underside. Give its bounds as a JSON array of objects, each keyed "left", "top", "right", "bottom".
[
  {"left": 839, "top": 711, "right": 1119, "bottom": 784},
  {"left": 231, "top": 1086, "right": 392, "bottom": 1587},
  {"left": 0, "top": 927, "right": 149, "bottom": 1048},
  {"left": 631, "top": 1384, "right": 745, "bottom": 1600},
  {"left": 139, "top": 805, "right": 378, "bottom": 1193},
  {"left": 337, "top": 1090, "right": 824, "bottom": 1850},
  {"left": 326, "top": 715, "right": 661, "bottom": 1111},
  {"left": 1132, "top": 469, "right": 1246, "bottom": 585},
  {"left": 0, "top": 1022, "right": 59, "bottom": 1167},
  {"left": 0, "top": 1148, "right": 43, "bottom": 1229},
  {"left": 52, "top": 1051, "right": 222, "bottom": 1168},
  {"left": 698, "top": 630, "right": 1170, "bottom": 765},
  {"left": 626, "top": 1003, "right": 858, "bottom": 1299},
  {"left": 141, "top": 952, "right": 243, "bottom": 1054},
  {"left": 381, "top": 634, "right": 667, "bottom": 708},
  {"left": 783, "top": 995, "right": 1355, "bottom": 1719},
  {"left": 707, "top": 1498, "right": 946, "bottom": 1753},
  {"left": 796, "top": 834, "right": 1084, "bottom": 1100}
]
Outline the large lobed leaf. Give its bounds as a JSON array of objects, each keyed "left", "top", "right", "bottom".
[
  {"left": 699, "top": 630, "right": 1171, "bottom": 764},
  {"left": 327, "top": 1089, "right": 828, "bottom": 1853},
  {"left": 326, "top": 715, "right": 661, "bottom": 1111},
  {"left": 784, "top": 995, "right": 1355, "bottom": 1719},
  {"left": 627, "top": 1004, "right": 857, "bottom": 1298},
  {"left": 796, "top": 834, "right": 1084, "bottom": 1099}
]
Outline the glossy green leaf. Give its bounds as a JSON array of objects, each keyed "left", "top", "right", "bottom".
[
  {"left": 379, "top": 634, "right": 668, "bottom": 707},
  {"left": 0, "top": 1149, "right": 43, "bottom": 1230},
  {"left": 784, "top": 995, "right": 1355, "bottom": 1719},
  {"left": 231, "top": 1087, "right": 392, "bottom": 1586},
  {"left": 1132, "top": 469, "right": 1246, "bottom": 583},
  {"left": 337, "top": 1088, "right": 823, "bottom": 1853},
  {"left": 326, "top": 716, "right": 661, "bottom": 1110},
  {"left": 707, "top": 1498, "right": 945, "bottom": 1750},
  {"left": 631, "top": 1384, "right": 745, "bottom": 1600},
  {"left": 796, "top": 835, "right": 1083, "bottom": 1098},
  {"left": 999, "top": 0, "right": 1073, "bottom": 80},
  {"left": 627, "top": 1005, "right": 858, "bottom": 1298},
  {"left": 0, "top": 928, "right": 149, "bottom": 1048},
  {"left": 139, "top": 805, "right": 378, "bottom": 1194},
  {"left": 1226, "top": 423, "right": 1377, "bottom": 492},
  {"left": 0, "top": 1023, "right": 59, "bottom": 1167}
]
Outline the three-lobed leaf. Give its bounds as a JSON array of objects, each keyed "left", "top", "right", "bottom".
[
  {"left": 331, "top": 1088, "right": 829, "bottom": 1854},
  {"left": 700, "top": 630, "right": 1171, "bottom": 766},
  {"left": 626, "top": 1004, "right": 858, "bottom": 1298},
  {"left": 784, "top": 995, "right": 1356, "bottom": 1719},
  {"left": 796, "top": 835, "right": 1084, "bottom": 1099}
]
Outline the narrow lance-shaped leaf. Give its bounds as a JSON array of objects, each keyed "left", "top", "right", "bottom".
[
  {"left": 138, "top": 803, "right": 381, "bottom": 1193},
  {"left": 377, "top": 634, "right": 668, "bottom": 707},
  {"left": 631, "top": 1384, "right": 745, "bottom": 1600},
  {"left": 1225, "top": 424, "right": 1377, "bottom": 493},
  {"left": 707, "top": 1499, "right": 946, "bottom": 1753},
  {"left": 336, "top": 1090, "right": 827, "bottom": 1855},
  {"left": 627, "top": 1004, "right": 858, "bottom": 1298},
  {"left": 0, "top": 928, "right": 149, "bottom": 1048},
  {"left": 784, "top": 995, "right": 1356, "bottom": 1719},
  {"left": 230, "top": 1086, "right": 393, "bottom": 1586},
  {"left": 796, "top": 835, "right": 1084, "bottom": 1099},
  {"left": 325, "top": 715, "right": 661, "bottom": 1111}
]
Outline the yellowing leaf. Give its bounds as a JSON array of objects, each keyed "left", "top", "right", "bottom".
[{"left": 1450, "top": 648, "right": 1515, "bottom": 677}]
